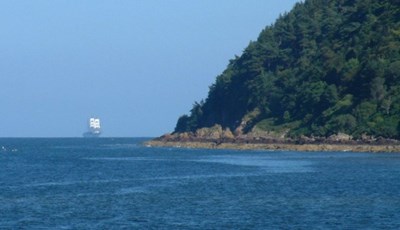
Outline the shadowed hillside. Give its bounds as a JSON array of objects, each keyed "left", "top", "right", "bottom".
[{"left": 174, "top": 0, "right": 400, "bottom": 139}]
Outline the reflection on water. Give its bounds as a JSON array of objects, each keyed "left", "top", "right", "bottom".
[{"left": 196, "top": 155, "right": 313, "bottom": 173}]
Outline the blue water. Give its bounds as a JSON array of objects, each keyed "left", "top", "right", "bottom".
[{"left": 1, "top": 138, "right": 400, "bottom": 229}]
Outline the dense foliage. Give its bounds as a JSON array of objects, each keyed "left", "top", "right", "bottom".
[{"left": 175, "top": 0, "right": 400, "bottom": 138}]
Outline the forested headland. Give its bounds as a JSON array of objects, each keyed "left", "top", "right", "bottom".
[{"left": 163, "top": 0, "right": 400, "bottom": 146}]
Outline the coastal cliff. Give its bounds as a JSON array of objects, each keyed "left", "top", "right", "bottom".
[{"left": 152, "top": 0, "right": 400, "bottom": 152}]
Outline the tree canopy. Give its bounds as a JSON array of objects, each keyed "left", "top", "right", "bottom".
[{"left": 175, "top": 0, "right": 400, "bottom": 139}]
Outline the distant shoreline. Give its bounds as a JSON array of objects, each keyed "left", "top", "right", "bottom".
[{"left": 145, "top": 140, "right": 400, "bottom": 153}]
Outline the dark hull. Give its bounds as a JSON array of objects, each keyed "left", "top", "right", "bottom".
[{"left": 83, "top": 132, "right": 101, "bottom": 138}]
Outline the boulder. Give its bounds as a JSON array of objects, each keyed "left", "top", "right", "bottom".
[
  {"left": 327, "top": 133, "right": 352, "bottom": 142},
  {"left": 195, "top": 125, "right": 223, "bottom": 140}
]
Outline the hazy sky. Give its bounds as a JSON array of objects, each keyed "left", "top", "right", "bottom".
[{"left": 0, "top": 0, "right": 299, "bottom": 137}]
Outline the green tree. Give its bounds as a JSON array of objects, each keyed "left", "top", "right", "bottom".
[
  {"left": 370, "top": 77, "right": 386, "bottom": 102},
  {"left": 173, "top": 0, "right": 400, "bottom": 139}
]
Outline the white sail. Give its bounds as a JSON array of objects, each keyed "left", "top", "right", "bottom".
[
  {"left": 89, "top": 118, "right": 101, "bottom": 129},
  {"left": 84, "top": 117, "right": 101, "bottom": 137}
]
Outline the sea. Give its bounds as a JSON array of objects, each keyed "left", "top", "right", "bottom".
[{"left": 0, "top": 138, "right": 400, "bottom": 229}]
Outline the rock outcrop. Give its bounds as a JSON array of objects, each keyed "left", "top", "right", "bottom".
[{"left": 155, "top": 126, "right": 400, "bottom": 149}]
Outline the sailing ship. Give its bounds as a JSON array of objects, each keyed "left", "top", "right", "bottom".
[{"left": 83, "top": 117, "right": 101, "bottom": 137}]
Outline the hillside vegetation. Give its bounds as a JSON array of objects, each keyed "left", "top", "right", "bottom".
[{"left": 174, "top": 0, "right": 400, "bottom": 139}]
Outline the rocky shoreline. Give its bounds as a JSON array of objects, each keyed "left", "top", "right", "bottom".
[
  {"left": 146, "top": 140, "right": 400, "bottom": 153},
  {"left": 146, "top": 125, "right": 400, "bottom": 153}
]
